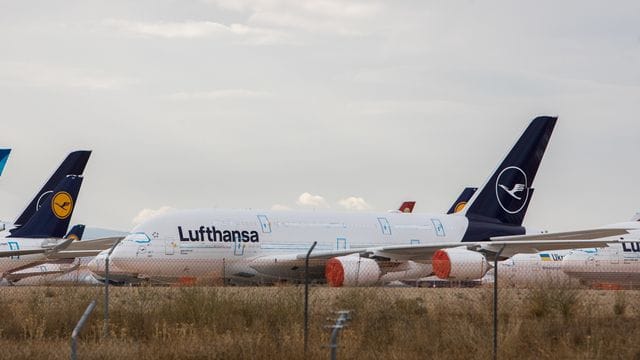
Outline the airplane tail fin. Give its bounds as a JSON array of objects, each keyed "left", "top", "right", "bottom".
[
  {"left": 9, "top": 175, "right": 84, "bottom": 238},
  {"left": 446, "top": 187, "right": 477, "bottom": 214},
  {"left": 399, "top": 201, "right": 416, "bottom": 213},
  {"left": 14, "top": 151, "right": 91, "bottom": 227},
  {"left": 0, "top": 149, "right": 10, "bottom": 176},
  {"left": 462, "top": 116, "right": 556, "bottom": 236},
  {"left": 65, "top": 224, "right": 86, "bottom": 241}
]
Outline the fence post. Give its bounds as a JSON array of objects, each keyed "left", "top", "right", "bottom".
[
  {"left": 71, "top": 300, "right": 97, "bottom": 360},
  {"left": 493, "top": 245, "right": 506, "bottom": 360},
  {"left": 104, "top": 238, "right": 123, "bottom": 338},
  {"left": 329, "top": 311, "right": 351, "bottom": 360},
  {"left": 304, "top": 241, "right": 317, "bottom": 358}
]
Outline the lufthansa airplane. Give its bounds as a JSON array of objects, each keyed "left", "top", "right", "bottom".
[
  {"left": 1, "top": 151, "right": 90, "bottom": 232},
  {"left": 496, "top": 214, "right": 640, "bottom": 288},
  {"left": 94, "top": 116, "right": 635, "bottom": 286},
  {"left": 0, "top": 151, "right": 120, "bottom": 277},
  {"left": 2, "top": 225, "right": 86, "bottom": 284}
]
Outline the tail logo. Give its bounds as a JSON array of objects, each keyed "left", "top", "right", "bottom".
[
  {"left": 454, "top": 202, "right": 467, "bottom": 213},
  {"left": 51, "top": 191, "right": 74, "bottom": 219},
  {"left": 495, "top": 166, "right": 529, "bottom": 214},
  {"left": 498, "top": 184, "right": 526, "bottom": 200}
]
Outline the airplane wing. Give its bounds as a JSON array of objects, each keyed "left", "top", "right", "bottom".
[
  {"left": 358, "top": 228, "right": 636, "bottom": 260},
  {"left": 48, "top": 237, "right": 123, "bottom": 259},
  {"left": 0, "top": 248, "right": 47, "bottom": 257},
  {"left": 246, "top": 228, "right": 637, "bottom": 280}
]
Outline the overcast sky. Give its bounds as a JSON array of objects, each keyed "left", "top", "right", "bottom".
[{"left": 0, "top": 0, "right": 639, "bottom": 232}]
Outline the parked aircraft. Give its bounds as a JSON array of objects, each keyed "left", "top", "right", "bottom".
[
  {"left": 0, "top": 151, "right": 120, "bottom": 276},
  {"left": 561, "top": 241, "right": 640, "bottom": 288},
  {"left": 4, "top": 224, "right": 86, "bottom": 284},
  {"left": 1, "top": 150, "right": 90, "bottom": 231},
  {"left": 492, "top": 212, "right": 640, "bottom": 287},
  {"left": 96, "top": 116, "right": 632, "bottom": 286}
]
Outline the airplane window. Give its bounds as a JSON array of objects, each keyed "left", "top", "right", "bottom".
[{"left": 125, "top": 233, "right": 151, "bottom": 244}]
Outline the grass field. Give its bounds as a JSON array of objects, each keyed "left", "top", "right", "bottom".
[{"left": 0, "top": 285, "right": 638, "bottom": 359}]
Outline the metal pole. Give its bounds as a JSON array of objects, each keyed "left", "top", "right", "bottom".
[
  {"left": 329, "top": 311, "right": 351, "bottom": 360},
  {"left": 104, "top": 238, "right": 122, "bottom": 338},
  {"left": 71, "top": 300, "right": 97, "bottom": 360},
  {"left": 304, "top": 241, "right": 317, "bottom": 358},
  {"left": 493, "top": 245, "right": 505, "bottom": 360}
]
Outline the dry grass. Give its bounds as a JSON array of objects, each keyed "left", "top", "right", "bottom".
[{"left": 0, "top": 286, "right": 639, "bottom": 359}]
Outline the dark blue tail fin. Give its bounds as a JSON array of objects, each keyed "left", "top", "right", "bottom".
[
  {"left": 65, "top": 224, "right": 86, "bottom": 240},
  {"left": 0, "top": 149, "right": 10, "bottom": 176},
  {"left": 461, "top": 116, "right": 556, "bottom": 241},
  {"left": 9, "top": 175, "right": 84, "bottom": 238},
  {"left": 14, "top": 151, "right": 91, "bottom": 227},
  {"left": 446, "top": 187, "right": 478, "bottom": 214}
]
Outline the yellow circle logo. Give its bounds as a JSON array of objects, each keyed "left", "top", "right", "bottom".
[
  {"left": 51, "top": 192, "right": 74, "bottom": 219},
  {"left": 454, "top": 201, "right": 467, "bottom": 213}
]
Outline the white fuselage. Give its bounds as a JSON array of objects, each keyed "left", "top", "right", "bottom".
[
  {"left": 496, "top": 222, "right": 640, "bottom": 287},
  {"left": 498, "top": 251, "right": 576, "bottom": 286},
  {"left": 562, "top": 243, "right": 640, "bottom": 287},
  {"left": 103, "top": 209, "right": 471, "bottom": 282}
]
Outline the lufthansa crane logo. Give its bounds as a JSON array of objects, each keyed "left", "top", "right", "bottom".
[
  {"left": 495, "top": 166, "right": 528, "bottom": 214},
  {"left": 454, "top": 202, "right": 467, "bottom": 213},
  {"left": 51, "top": 191, "right": 73, "bottom": 219}
]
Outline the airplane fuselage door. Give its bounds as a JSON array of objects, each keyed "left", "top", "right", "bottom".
[
  {"left": 431, "top": 219, "right": 446, "bottom": 237},
  {"left": 377, "top": 218, "right": 392, "bottom": 235},
  {"left": 234, "top": 242, "right": 245, "bottom": 256},
  {"left": 8, "top": 241, "right": 19, "bottom": 259},
  {"left": 165, "top": 239, "right": 175, "bottom": 255},
  {"left": 257, "top": 215, "right": 272, "bottom": 233},
  {"left": 337, "top": 237, "right": 347, "bottom": 250}
]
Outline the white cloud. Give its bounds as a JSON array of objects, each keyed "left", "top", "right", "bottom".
[
  {"left": 271, "top": 204, "right": 292, "bottom": 211},
  {"left": 0, "top": 62, "right": 135, "bottom": 90},
  {"left": 132, "top": 206, "right": 176, "bottom": 226},
  {"left": 338, "top": 196, "right": 372, "bottom": 211},
  {"left": 104, "top": 19, "right": 293, "bottom": 45},
  {"left": 296, "top": 192, "right": 330, "bottom": 208},
  {"left": 205, "top": 0, "right": 383, "bottom": 35},
  {"left": 169, "top": 89, "right": 273, "bottom": 100}
]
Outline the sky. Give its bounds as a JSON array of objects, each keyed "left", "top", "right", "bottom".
[{"left": 0, "top": 0, "right": 639, "bottom": 232}]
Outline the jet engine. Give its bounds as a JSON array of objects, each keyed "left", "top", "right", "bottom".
[
  {"left": 432, "top": 248, "right": 489, "bottom": 280},
  {"left": 325, "top": 254, "right": 381, "bottom": 287}
]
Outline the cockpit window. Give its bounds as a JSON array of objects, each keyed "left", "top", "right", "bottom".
[{"left": 125, "top": 232, "right": 151, "bottom": 244}]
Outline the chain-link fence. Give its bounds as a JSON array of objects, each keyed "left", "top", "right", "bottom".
[{"left": 0, "top": 256, "right": 639, "bottom": 359}]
